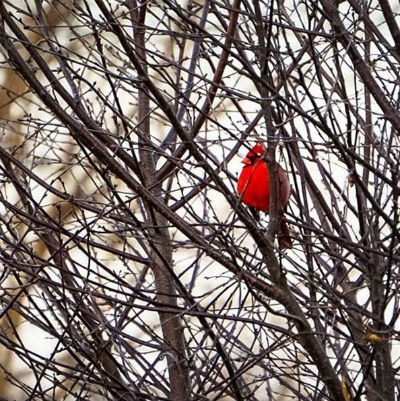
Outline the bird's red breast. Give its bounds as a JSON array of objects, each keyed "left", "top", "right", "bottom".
[
  {"left": 237, "top": 142, "right": 292, "bottom": 248},
  {"left": 237, "top": 157, "right": 271, "bottom": 211},
  {"left": 237, "top": 143, "right": 290, "bottom": 211}
]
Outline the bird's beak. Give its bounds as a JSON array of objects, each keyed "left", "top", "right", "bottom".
[{"left": 241, "top": 157, "right": 252, "bottom": 165}]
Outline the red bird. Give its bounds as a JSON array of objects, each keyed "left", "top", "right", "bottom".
[{"left": 237, "top": 143, "right": 292, "bottom": 249}]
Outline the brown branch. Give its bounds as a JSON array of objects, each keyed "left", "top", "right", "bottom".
[
  {"left": 127, "top": 1, "right": 191, "bottom": 399},
  {"left": 378, "top": 0, "right": 400, "bottom": 57},
  {"left": 319, "top": 0, "right": 400, "bottom": 134}
]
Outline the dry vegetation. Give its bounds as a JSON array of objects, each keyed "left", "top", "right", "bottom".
[{"left": 0, "top": 1, "right": 399, "bottom": 400}]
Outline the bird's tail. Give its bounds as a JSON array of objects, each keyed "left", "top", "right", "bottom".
[{"left": 278, "top": 218, "right": 292, "bottom": 249}]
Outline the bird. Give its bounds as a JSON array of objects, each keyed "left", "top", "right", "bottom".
[{"left": 237, "top": 142, "right": 292, "bottom": 249}]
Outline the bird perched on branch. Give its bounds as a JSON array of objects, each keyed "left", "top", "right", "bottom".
[{"left": 237, "top": 142, "right": 292, "bottom": 249}]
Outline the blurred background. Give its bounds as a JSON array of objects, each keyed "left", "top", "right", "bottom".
[{"left": 0, "top": 1, "right": 399, "bottom": 400}]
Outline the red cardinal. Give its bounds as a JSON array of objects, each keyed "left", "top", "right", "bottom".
[{"left": 237, "top": 142, "right": 292, "bottom": 249}]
